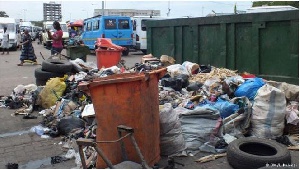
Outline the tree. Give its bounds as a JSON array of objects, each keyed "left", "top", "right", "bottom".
[
  {"left": 252, "top": 1, "right": 299, "bottom": 8},
  {"left": 0, "top": 11, "right": 9, "bottom": 17}
]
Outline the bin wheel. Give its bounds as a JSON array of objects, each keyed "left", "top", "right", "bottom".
[
  {"left": 122, "top": 49, "right": 129, "bottom": 56},
  {"left": 42, "top": 60, "right": 73, "bottom": 74},
  {"left": 227, "top": 137, "right": 291, "bottom": 169},
  {"left": 34, "top": 67, "right": 65, "bottom": 81}
]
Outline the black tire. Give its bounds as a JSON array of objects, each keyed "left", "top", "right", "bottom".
[
  {"left": 122, "top": 48, "right": 129, "bottom": 56},
  {"left": 141, "top": 49, "right": 147, "bottom": 55},
  {"left": 227, "top": 137, "right": 291, "bottom": 169},
  {"left": 34, "top": 67, "right": 65, "bottom": 80},
  {"left": 42, "top": 60, "right": 73, "bottom": 74},
  {"left": 35, "top": 78, "right": 47, "bottom": 86}
]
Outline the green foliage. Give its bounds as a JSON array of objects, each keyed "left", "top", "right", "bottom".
[
  {"left": 0, "top": 11, "right": 9, "bottom": 17},
  {"left": 252, "top": 1, "right": 299, "bottom": 8}
]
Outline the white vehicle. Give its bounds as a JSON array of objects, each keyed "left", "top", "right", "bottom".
[
  {"left": 246, "top": 5, "right": 298, "bottom": 13},
  {"left": 132, "top": 16, "right": 166, "bottom": 54},
  {"left": 0, "top": 17, "right": 18, "bottom": 50},
  {"left": 42, "top": 21, "right": 69, "bottom": 48},
  {"left": 19, "top": 21, "right": 35, "bottom": 40}
]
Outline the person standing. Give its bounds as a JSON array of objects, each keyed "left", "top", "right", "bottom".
[
  {"left": 47, "top": 21, "right": 63, "bottom": 55},
  {"left": 17, "top": 30, "right": 22, "bottom": 50},
  {"left": 17, "top": 29, "right": 37, "bottom": 66},
  {"left": 1, "top": 27, "right": 9, "bottom": 55}
]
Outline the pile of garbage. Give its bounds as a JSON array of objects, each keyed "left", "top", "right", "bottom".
[
  {"left": 0, "top": 53, "right": 298, "bottom": 168},
  {"left": 157, "top": 59, "right": 299, "bottom": 157}
]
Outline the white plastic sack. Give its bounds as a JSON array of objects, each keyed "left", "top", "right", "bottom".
[
  {"left": 182, "top": 61, "right": 199, "bottom": 75},
  {"left": 167, "top": 64, "right": 189, "bottom": 78},
  {"left": 159, "top": 103, "right": 186, "bottom": 156},
  {"left": 176, "top": 106, "right": 221, "bottom": 155},
  {"left": 221, "top": 97, "right": 252, "bottom": 137},
  {"left": 251, "top": 84, "right": 286, "bottom": 139},
  {"left": 267, "top": 81, "right": 299, "bottom": 101}
]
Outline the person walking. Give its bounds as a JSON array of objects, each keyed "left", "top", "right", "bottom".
[
  {"left": 17, "top": 29, "right": 37, "bottom": 66},
  {"left": 1, "top": 27, "right": 9, "bottom": 55},
  {"left": 47, "top": 21, "right": 63, "bottom": 55}
]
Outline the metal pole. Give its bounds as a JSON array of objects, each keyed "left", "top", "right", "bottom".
[{"left": 102, "top": 1, "right": 105, "bottom": 15}]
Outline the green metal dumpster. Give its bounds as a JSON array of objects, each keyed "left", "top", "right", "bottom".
[
  {"left": 147, "top": 10, "right": 299, "bottom": 85},
  {"left": 66, "top": 45, "right": 90, "bottom": 62}
]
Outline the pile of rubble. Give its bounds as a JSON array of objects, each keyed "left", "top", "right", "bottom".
[{"left": 0, "top": 53, "right": 298, "bottom": 168}]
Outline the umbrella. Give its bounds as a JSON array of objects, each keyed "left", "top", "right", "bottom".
[{"left": 70, "top": 20, "right": 83, "bottom": 27}]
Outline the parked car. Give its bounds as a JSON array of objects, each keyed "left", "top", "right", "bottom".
[{"left": 81, "top": 15, "right": 133, "bottom": 56}]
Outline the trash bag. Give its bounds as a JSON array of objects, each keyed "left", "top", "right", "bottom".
[
  {"left": 38, "top": 77, "right": 67, "bottom": 109},
  {"left": 221, "top": 97, "right": 252, "bottom": 137},
  {"left": 234, "top": 77, "right": 265, "bottom": 100},
  {"left": 251, "top": 84, "right": 286, "bottom": 139},
  {"left": 176, "top": 106, "right": 221, "bottom": 155},
  {"left": 266, "top": 80, "right": 299, "bottom": 101},
  {"left": 213, "top": 98, "right": 239, "bottom": 119},
  {"left": 166, "top": 64, "right": 189, "bottom": 78},
  {"left": 161, "top": 77, "right": 183, "bottom": 91},
  {"left": 182, "top": 61, "right": 199, "bottom": 75},
  {"left": 159, "top": 103, "right": 186, "bottom": 156},
  {"left": 57, "top": 117, "right": 85, "bottom": 136},
  {"left": 186, "top": 82, "right": 203, "bottom": 91}
]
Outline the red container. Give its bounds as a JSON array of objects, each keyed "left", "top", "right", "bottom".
[
  {"left": 84, "top": 68, "right": 167, "bottom": 168},
  {"left": 96, "top": 49, "right": 121, "bottom": 68}
]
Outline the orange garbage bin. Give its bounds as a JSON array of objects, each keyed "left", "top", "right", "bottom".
[
  {"left": 84, "top": 68, "right": 166, "bottom": 168},
  {"left": 96, "top": 49, "right": 121, "bottom": 69}
]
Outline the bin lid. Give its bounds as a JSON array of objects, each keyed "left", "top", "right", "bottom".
[{"left": 78, "top": 68, "right": 167, "bottom": 89}]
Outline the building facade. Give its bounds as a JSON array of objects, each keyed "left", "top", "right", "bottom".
[
  {"left": 93, "top": 9, "right": 160, "bottom": 17},
  {"left": 43, "top": 2, "right": 62, "bottom": 21}
]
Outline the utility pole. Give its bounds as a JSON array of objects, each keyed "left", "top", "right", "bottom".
[
  {"left": 23, "top": 9, "right": 27, "bottom": 22},
  {"left": 167, "top": 0, "right": 171, "bottom": 17},
  {"left": 102, "top": 1, "right": 105, "bottom": 15},
  {"left": 202, "top": 6, "right": 204, "bottom": 17}
]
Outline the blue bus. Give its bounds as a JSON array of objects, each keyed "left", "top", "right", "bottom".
[{"left": 81, "top": 15, "right": 133, "bottom": 56}]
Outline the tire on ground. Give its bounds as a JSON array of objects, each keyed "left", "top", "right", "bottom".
[
  {"left": 35, "top": 78, "right": 48, "bottom": 86},
  {"left": 227, "top": 137, "right": 291, "bottom": 169},
  {"left": 42, "top": 60, "right": 73, "bottom": 73},
  {"left": 34, "top": 67, "right": 65, "bottom": 81}
]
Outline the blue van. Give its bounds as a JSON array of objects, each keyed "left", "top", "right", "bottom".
[{"left": 81, "top": 15, "right": 133, "bottom": 56}]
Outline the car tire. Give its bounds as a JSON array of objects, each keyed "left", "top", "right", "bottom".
[
  {"left": 227, "top": 137, "right": 291, "bottom": 169},
  {"left": 141, "top": 49, "right": 147, "bottom": 55},
  {"left": 42, "top": 60, "right": 73, "bottom": 74},
  {"left": 34, "top": 67, "right": 65, "bottom": 80},
  {"left": 122, "top": 48, "right": 129, "bottom": 56},
  {"left": 35, "top": 78, "right": 48, "bottom": 86}
]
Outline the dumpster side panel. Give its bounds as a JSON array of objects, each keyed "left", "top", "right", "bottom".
[
  {"left": 235, "top": 23, "right": 256, "bottom": 73},
  {"left": 89, "top": 73, "right": 160, "bottom": 168},
  {"left": 147, "top": 10, "right": 299, "bottom": 84}
]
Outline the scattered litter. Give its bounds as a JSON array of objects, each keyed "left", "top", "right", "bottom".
[
  {"left": 5, "top": 163, "right": 19, "bottom": 169},
  {"left": 195, "top": 153, "right": 226, "bottom": 163}
]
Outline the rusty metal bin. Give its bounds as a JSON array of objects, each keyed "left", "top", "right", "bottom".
[{"left": 84, "top": 68, "right": 166, "bottom": 168}]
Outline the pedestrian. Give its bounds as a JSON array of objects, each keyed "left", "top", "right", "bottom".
[
  {"left": 17, "top": 29, "right": 37, "bottom": 66},
  {"left": 17, "top": 30, "right": 22, "bottom": 50},
  {"left": 47, "top": 21, "right": 63, "bottom": 55},
  {"left": 1, "top": 27, "right": 9, "bottom": 55}
]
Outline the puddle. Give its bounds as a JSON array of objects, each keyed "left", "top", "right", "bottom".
[
  {"left": 19, "top": 157, "right": 52, "bottom": 169},
  {"left": 0, "top": 130, "right": 31, "bottom": 138}
]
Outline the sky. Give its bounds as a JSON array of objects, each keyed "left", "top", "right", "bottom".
[{"left": 0, "top": 0, "right": 253, "bottom": 21}]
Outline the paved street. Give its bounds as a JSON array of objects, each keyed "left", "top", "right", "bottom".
[{"left": 0, "top": 43, "right": 298, "bottom": 169}]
